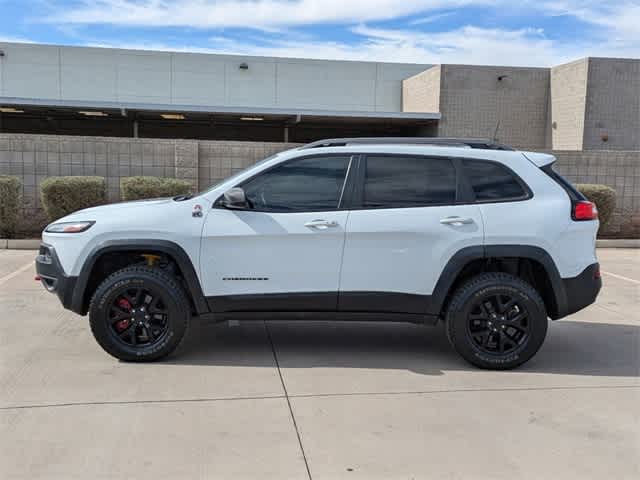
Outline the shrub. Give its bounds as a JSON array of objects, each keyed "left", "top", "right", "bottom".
[
  {"left": 0, "top": 176, "right": 22, "bottom": 238},
  {"left": 120, "top": 176, "right": 192, "bottom": 201},
  {"left": 40, "top": 176, "right": 107, "bottom": 222},
  {"left": 576, "top": 184, "right": 616, "bottom": 227}
]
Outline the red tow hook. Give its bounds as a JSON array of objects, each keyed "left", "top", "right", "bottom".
[{"left": 35, "top": 275, "right": 41, "bottom": 281}]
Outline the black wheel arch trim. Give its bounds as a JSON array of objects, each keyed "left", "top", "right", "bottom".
[
  {"left": 428, "top": 244, "right": 569, "bottom": 319},
  {"left": 70, "top": 241, "right": 573, "bottom": 321},
  {"left": 72, "top": 239, "right": 209, "bottom": 316}
]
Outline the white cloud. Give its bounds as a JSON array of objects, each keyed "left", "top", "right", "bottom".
[
  {"left": 539, "top": 0, "right": 640, "bottom": 51},
  {"left": 0, "top": 36, "right": 35, "bottom": 44},
  {"left": 38, "top": 0, "right": 640, "bottom": 66},
  {"left": 85, "top": 25, "right": 578, "bottom": 67},
  {"left": 50, "top": 0, "right": 484, "bottom": 28},
  {"left": 409, "top": 12, "right": 455, "bottom": 25}
]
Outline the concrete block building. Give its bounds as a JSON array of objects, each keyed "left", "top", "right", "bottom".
[
  {"left": 403, "top": 58, "right": 640, "bottom": 151},
  {"left": 0, "top": 42, "right": 638, "bottom": 236}
]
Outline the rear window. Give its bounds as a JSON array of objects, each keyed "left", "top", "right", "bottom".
[
  {"left": 363, "top": 156, "right": 457, "bottom": 208},
  {"left": 462, "top": 159, "right": 527, "bottom": 201}
]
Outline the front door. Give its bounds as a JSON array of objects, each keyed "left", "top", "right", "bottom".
[{"left": 201, "top": 154, "right": 354, "bottom": 313}]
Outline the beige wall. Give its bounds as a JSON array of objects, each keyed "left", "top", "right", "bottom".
[
  {"left": 402, "top": 66, "right": 441, "bottom": 114},
  {"left": 403, "top": 57, "right": 639, "bottom": 153},
  {"left": 441, "top": 65, "right": 550, "bottom": 149},
  {"left": 582, "top": 58, "right": 640, "bottom": 151},
  {"left": 403, "top": 65, "right": 550, "bottom": 150},
  {"left": 549, "top": 59, "right": 589, "bottom": 150}
]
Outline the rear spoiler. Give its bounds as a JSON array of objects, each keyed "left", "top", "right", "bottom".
[{"left": 521, "top": 151, "right": 556, "bottom": 167}]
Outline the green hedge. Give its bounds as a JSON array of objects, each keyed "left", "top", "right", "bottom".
[
  {"left": 576, "top": 184, "right": 616, "bottom": 228},
  {"left": 0, "top": 176, "right": 22, "bottom": 238},
  {"left": 40, "top": 176, "right": 107, "bottom": 222},
  {"left": 120, "top": 176, "right": 192, "bottom": 201}
]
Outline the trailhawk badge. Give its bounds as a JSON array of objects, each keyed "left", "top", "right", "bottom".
[{"left": 192, "top": 204, "right": 203, "bottom": 218}]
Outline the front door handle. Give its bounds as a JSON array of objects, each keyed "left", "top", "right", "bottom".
[
  {"left": 440, "top": 216, "right": 474, "bottom": 226},
  {"left": 305, "top": 219, "right": 339, "bottom": 229}
]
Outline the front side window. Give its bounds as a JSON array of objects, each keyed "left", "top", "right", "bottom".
[
  {"left": 363, "top": 156, "right": 457, "bottom": 209},
  {"left": 240, "top": 155, "right": 351, "bottom": 212},
  {"left": 462, "top": 159, "right": 527, "bottom": 201}
]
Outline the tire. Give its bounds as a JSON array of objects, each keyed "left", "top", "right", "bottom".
[
  {"left": 89, "top": 266, "right": 190, "bottom": 362},
  {"left": 445, "top": 272, "right": 547, "bottom": 370}
]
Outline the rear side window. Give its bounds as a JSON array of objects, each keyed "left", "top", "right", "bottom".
[
  {"left": 462, "top": 159, "right": 527, "bottom": 201},
  {"left": 363, "top": 156, "right": 457, "bottom": 208}
]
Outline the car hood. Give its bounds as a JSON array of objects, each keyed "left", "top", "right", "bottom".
[{"left": 58, "top": 198, "right": 175, "bottom": 221}]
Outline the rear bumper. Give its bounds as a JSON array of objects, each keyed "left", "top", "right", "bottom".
[
  {"left": 35, "top": 243, "right": 79, "bottom": 313},
  {"left": 560, "top": 263, "right": 602, "bottom": 317}
]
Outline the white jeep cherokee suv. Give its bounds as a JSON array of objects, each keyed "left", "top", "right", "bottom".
[{"left": 36, "top": 138, "right": 602, "bottom": 369}]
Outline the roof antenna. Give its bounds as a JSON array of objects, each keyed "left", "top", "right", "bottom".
[{"left": 492, "top": 121, "right": 501, "bottom": 142}]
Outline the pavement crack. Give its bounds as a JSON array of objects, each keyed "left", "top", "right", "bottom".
[
  {"left": 264, "top": 320, "right": 313, "bottom": 480},
  {"left": 3, "top": 386, "right": 637, "bottom": 412},
  {"left": 288, "top": 384, "right": 640, "bottom": 400},
  {"left": 0, "top": 394, "right": 286, "bottom": 411}
]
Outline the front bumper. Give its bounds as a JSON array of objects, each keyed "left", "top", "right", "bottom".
[
  {"left": 35, "top": 243, "right": 78, "bottom": 311},
  {"left": 561, "top": 262, "right": 602, "bottom": 317}
]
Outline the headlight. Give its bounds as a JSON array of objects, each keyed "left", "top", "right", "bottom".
[{"left": 45, "top": 221, "right": 95, "bottom": 233}]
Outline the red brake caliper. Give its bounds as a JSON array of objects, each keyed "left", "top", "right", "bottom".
[{"left": 115, "top": 298, "right": 132, "bottom": 332}]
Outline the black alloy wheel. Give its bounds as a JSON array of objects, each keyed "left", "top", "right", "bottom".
[
  {"left": 466, "top": 293, "right": 530, "bottom": 355},
  {"left": 108, "top": 286, "right": 170, "bottom": 348},
  {"left": 89, "top": 266, "right": 190, "bottom": 362},
  {"left": 445, "top": 272, "right": 548, "bottom": 370}
]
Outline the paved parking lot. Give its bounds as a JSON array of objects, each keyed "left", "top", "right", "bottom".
[{"left": 1, "top": 248, "right": 638, "bottom": 479}]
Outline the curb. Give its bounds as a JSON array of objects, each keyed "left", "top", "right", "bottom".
[
  {"left": 596, "top": 239, "right": 640, "bottom": 248},
  {"left": 0, "top": 239, "right": 41, "bottom": 250}
]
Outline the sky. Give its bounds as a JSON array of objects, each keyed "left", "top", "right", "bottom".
[{"left": 0, "top": 0, "right": 639, "bottom": 66}]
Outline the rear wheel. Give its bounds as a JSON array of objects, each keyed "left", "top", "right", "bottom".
[
  {"left": 89, "top": 266, "right": 190, "bottom": 361},
  {"left": 445, "top": 272, "right": 547, "bottom": 369}
]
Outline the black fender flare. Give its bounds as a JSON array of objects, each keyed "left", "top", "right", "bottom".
[
  {"left": 427, "top": 245, "right": 567, "bottom": 318},
  {"left": 71, "top": 239, "right": 209, "bottom": 315}
]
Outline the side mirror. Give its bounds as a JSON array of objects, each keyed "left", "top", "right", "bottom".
[{"left": 221, "top": 187, "right": 249, "bottom": 209}]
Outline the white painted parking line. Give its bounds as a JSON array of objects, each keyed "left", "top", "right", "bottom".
[
  {"left": 602, "top": 271, "right": 640, "bottom": 285},
  {"left": 0, "top": 262, "right": 34, "bottom": 287}
]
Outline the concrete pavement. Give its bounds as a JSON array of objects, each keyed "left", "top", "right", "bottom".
[{"left": 0, "top": 248, "right": 638, "bottom": 479}]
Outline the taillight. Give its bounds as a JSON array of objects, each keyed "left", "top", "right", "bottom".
[{"left": 573, "top": 201, "right": 598, "bottom": 221}]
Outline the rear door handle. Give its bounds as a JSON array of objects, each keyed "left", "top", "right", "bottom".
[
  {"left": 305, "top": 219, "right": 339, "bottom": 229},
  {"left": 440, "top": 216, "right": 474, "bottom": 226}
]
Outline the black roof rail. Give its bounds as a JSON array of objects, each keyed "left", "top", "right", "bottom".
[{"left": 301, "top": 137, "right": 515, "bottom": 151}]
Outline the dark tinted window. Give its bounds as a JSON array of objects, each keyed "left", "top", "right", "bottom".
[
  {"left": 463, "top": 159, "right": 526, "bottom": 201},
  {"left": 241, "top": 156, "right": 350, "bottom": 212},
  {"left": 363, "top": 156, "right": 456, "bottom": 208}
]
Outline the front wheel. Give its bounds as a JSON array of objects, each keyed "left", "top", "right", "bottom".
[
  {"left": 89, "top": 266, "right": 190, "bottom": 362},
  {"left": 445, "top": 272, "right": 548, "bottom": 370}
]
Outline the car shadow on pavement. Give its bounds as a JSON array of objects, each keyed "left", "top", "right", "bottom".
[{"left": 167, "top": 319, "right": 639, "bottom": 378}]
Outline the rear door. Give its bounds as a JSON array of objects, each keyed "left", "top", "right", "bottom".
[{"left": 338, "top": 154, "right": 484, "bottom": 314}]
